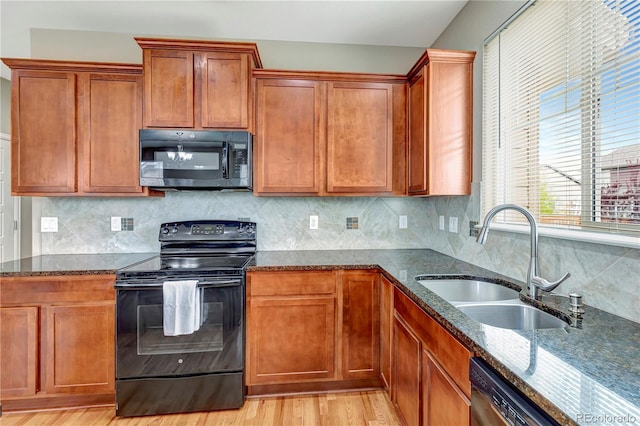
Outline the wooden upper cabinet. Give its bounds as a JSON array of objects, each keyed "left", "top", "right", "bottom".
[
  {"left": 200, "top": 52, "right": 250, "bottom": 128},
  {"left": 327, "top": 82, "right": 393, "bottom": 194},
  {"left": 142, "top": 49, "right": 194, "bottom": 127},
  {"left": 253, "top": 71, "right": 406, "bottom": 196},
  {"left": 77, "top": 72, "right": 144, "bottom": 194},
  {"left": 9, "top": 69, "right": 76, "bottom": 194},
  {"left": 407, "top": 49, "right": 475, "bottom": 196},
  {"left": 136, "top": 38, "right": 261, "bottom": 131},
  {"left": 1, "top": 58, "right": 155, "bottom": 197},
  {"left": 254, "top": 79, "right": 323, "bottom": 195}
]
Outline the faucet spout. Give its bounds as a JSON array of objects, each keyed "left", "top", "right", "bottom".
[{"left": 476, "top": 204, "right": 569, "bottom": 299}]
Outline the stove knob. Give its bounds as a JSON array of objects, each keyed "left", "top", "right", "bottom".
[
  {"left": 161, "top": 227, "right": 170, "bottom": 235},
  {"left": 171, "top": 226, "right": 179, "bottom": 234}
]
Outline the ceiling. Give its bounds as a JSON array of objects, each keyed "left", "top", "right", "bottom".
[{"left": 1, "top": 1, "right": 467, "bottom": 52}]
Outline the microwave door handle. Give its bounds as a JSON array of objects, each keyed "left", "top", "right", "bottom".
[{"left": 222, "top": 141, "right": 229, "bottom": 179}]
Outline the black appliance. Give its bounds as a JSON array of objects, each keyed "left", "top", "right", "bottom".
[
  {"left": 139, "top": 129, "right": 252, "bottom": 190},
  {"left": 470, "top": 358, "right": 559, "bottom": 426},
  {"left": 115, "top": 220, "right": 256, "bottom": 417}
]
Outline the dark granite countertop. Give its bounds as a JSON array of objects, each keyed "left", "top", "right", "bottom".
[
  {"left": 2, "top": 249, "right": 638, "bottom": 425},
  {"left": 249, "top": 249, "right": 640, "bottom": 426},
  {"left": 0, "top": 253, "right": 157, "bottom": 277}
]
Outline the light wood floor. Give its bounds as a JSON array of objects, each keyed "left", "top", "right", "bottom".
[{"left": 0, "top": 390, "right": 402, "bottom": 425}]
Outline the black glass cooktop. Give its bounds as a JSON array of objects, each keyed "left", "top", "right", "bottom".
[{"left": 119, "top": 254, "right": 252, "bottom": 274}]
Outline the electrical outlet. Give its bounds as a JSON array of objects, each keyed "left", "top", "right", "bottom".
[
  {"left": 111, "top": 216, "right": 122, "bottom": 232},
  {"left": 448, "top": 216, "right": 459, "bottom": 233},
  {"left": 439, "top": 215, "right": 445, "bottom": 231},
  {"left": 309, "top": 215, "right": 319, "bottom": 230},
  {"left": 399, "top": 215, "right": 408, "bottom": 229},
  {"left": 40, "top": 217, "right": 58, "bottom": 233}
]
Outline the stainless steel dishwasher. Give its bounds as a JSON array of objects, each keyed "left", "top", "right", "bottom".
[{"left": 470, "top": 358, "right": 560, "bottom": 426}]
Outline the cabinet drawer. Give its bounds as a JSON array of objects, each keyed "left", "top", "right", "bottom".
[
  {"left": 394, "top": 287, "right": 472, "bottom": 396},
  {"left": 0, "top": 275, "right": 116, "bottom": 306},
  {"left": 248, "top": 271, "right": 336, "bottom": 296}
]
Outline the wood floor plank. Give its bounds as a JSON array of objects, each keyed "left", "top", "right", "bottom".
[{"left": 0, "top": 390, "right": 401, "bottom": 425}]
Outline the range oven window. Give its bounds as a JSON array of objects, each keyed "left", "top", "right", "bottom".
[
  {"left": 116, "top": 280, "right": 243, "bottom": 379},
  {"left": 137, "top": 301, "right": 224, "bottom": 355}
]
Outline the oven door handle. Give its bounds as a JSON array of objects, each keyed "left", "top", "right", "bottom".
[{"left": 115, "top": 278, "right": 242, "bottom": 289}]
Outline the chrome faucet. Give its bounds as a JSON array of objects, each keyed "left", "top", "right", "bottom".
[{"left": 476, "top": 204, "right": 570, "bottom": 299}]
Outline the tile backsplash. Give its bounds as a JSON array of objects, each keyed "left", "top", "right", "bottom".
[{"left": 38, "top": 192, "right": 639, "bottom": 323}]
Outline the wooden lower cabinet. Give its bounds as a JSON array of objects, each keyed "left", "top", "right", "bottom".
[
  {"left": 0, "top": 275, "right": 116, "bottom": 412},
  {"left": 423, "top": 351, "right": 470, "bottom": 426},
  {"left": 379, "top": 275, "right": 394, "bottom": 391},
  {"left": 342, "top": 270, "right": 379, "bottom": 380},
  {"left": 393, "top": 314, "right": 422, "bottom": 426},
  {"left": 248, "top": 295, "right": 337, "bottom": 384},
  {"left": 246, "top": 269, "right": 380, "bottom": 395},
  {"left": 0, "top": 307, "right": 38, "bottom": 397},
  {"left": 41, "top": 303, "right": 115, "bottom": 395},
  {"left": 392, "top": 287, "right": 472, "bottom": 426}
]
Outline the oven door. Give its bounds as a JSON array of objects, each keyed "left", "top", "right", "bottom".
[{"left": 116, "top": 278, "right": 243, "bottom": 379}]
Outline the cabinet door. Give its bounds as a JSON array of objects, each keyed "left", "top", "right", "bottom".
[
  {"left": 326, "top": 82, "right": 393, "bottom": 194},
  {"left": 77, "top": 72, "right": 144, "bottom": 193},
  {"left": 255, "top": 79, "right": 323, "bottom": 195},
  {"left": 247, "top": 296, "right": 336, "bottom": 385},
  {"left": 200, "top": 52, "right": 250, "bottom": 129},
  {"left": 424, "top": 60, "right": 473, "bottom": 196},
  {"left": 342, "top": 271, "right": 379, "bottom": 380},
  {"left": 10, "top": 70, "right": 76, "bottom": 194},
  {"left": 423, "top": 351, "right": 471, "bottom": 426},
  {"left": 408, "top": 71, "right": 427, "bottom": 194},
  {"left": 393, "top": 313, "right": 422, "bottom": 426},
  {"left": 379, "top": 275, "right": 394, "bottom": 390},
  {"left": 0, "top": 307, "right": 38, "bottom": 397},
  {"left": 142, "top": 49, "right": 194, "bottom": 127},
  {"left": 41, "top": 302, "right": 115, "bottom": 395},
  {"left": 408, "top": 52, "right": 474, "bottom": 196}
]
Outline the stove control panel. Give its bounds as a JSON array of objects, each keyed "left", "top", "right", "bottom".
[
  {"left": 159, "top": 220, "right": 256, "bottom": 241},
  {"left": 191, "top": 224, "right": 225, "bottom": 235}
]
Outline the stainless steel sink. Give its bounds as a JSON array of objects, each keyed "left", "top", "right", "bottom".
[
  {"left": 416, "top": 279, "right": 520, "bottom": 303},
  {"left": 456, "top": 303, "right": 569, "bottom": 330}
]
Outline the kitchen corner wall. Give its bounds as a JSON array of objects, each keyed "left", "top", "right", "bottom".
[
  {"left": 426, "top": 0, "right": 640, "bottom": 324},
  {"left": 418, "top": 195, "right": 640, "bottom": 324}
]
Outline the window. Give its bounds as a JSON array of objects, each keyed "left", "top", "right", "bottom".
[{"left": 483, "top": 0, "right": 640, "bottom": 237}]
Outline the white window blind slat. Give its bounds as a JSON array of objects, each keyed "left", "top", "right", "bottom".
[{"left": 483, "top": 0, "right": 640, "bottom": 235}]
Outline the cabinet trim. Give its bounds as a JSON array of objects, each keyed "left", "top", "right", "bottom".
[
  {"left": 135, "top": 37, "right": 262, "bottom": 68},
  {"left": 253, "top": 69, "right": 406, "bottom": 83}
]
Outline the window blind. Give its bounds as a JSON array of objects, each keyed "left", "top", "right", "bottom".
[{"left": 483, "top": 0, "right": 640, "bottom": 236}]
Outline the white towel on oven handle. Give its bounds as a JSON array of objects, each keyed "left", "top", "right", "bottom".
[{"left": 163, "top": 280, "right": 201, "bottom": 336}]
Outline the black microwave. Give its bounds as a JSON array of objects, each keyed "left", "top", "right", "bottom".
[{"left": 139, "top": 129, "right": 252, "bottom": 191}]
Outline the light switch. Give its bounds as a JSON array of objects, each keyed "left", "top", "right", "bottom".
[
  {"left": 448, "top": 216, "right": 459, "bottom": 233},
  {"left": 399, "top": 215, "right": 408, "bottom": 229},
  {"left": 111, "top": 216, "right": 122, "bottom": 232},
  {"left": 309, "top": 215, "right": 319, "bottom": 230},
  {"left": 439, "top": 215, "right": 445, "bottom": 231},
  {"left": 41, "top": 217, "right": 58, "bottom": 233}
]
